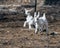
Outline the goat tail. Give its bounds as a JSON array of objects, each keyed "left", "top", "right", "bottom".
[{"left": 43, "top": 13, "right": 46, "bottom": 18}]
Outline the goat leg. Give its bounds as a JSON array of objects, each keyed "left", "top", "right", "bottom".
[
  {"left": 35, "top": 23, "right": 38, "bottom": 34},
  {"left": 23, "top": 21, "right": 27, "bottom": 27}
]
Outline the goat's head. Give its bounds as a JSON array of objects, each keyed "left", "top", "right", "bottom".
[
  {"left": 34, "top": 12, "right": 40, "bottom": 22},
  {"left": 34, "top": 12, "right": 40, "bottom": 17},
  {"left": 24, "top": 8, "right": 33, "bottom": 15},
  {"left": 24, "top": 8, "right": 29, "bottom": 15}
]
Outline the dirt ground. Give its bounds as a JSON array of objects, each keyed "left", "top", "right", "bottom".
[{"left": 0, "top": 17, "right": 60, "bottom": 48}]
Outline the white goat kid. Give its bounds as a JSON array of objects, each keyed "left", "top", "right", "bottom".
[
  {"left": 34, "top": 12, "right": 40, "bottom": 33},
  {"left": 23, "top": 8, "right": 34, "bottom": 29},
  {"left": 38, "top": 13, "right": 48, "bottom": 33},
  {"left": 34, "top": 12, "right": 48, "bottom": 33},
  {"left": 23, "top": 13, "right": 34, "bottom": 29}
]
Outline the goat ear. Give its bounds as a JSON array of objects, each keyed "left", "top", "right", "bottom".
[
  {"left": 37, "top": 12, "right": 40, "bottom": 16},
  {"left": 34, "top": 12, "right": 36, "bottom": 16},
  {"left": 38, "top": 12, "right": 40, "bottom": 15},
  {"left": 44, "top": 13, "right": 45, "bottom": 15},
  {"left": 43, "top": 13, "right": 45, "bottom": 17}
]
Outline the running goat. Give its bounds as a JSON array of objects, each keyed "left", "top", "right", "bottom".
[
  {"left": 23, "top": 13, "right": 34, "bottom": 29},
  {"left": 34, "top": 13, "right": 49, "bottom": 33}
]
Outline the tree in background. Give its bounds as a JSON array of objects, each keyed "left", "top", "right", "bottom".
[{"left": 44, "top": 0, "right": 60, "bottom": 5}]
